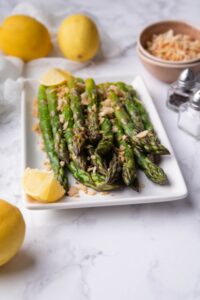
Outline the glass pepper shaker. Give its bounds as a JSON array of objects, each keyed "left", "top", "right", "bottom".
[
  {"left": 167, "top": 68, "right": 197, "bottom": 112},
  {"left": 178, "top": 90, "right": 200, "bottom": 139}
]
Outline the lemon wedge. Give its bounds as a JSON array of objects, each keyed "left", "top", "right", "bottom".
[
  {"left": 22, "top": 168, "right": 65, "bottom": 203},
  {"left": 40, "top": 68, "right": 73, "bottom": 86}
]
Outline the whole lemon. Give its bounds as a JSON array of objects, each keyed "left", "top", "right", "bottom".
[
  {"left": 58, "top": 14, "right": 100, "bottom": 62},
  {"left": 0, "top": 15, "right": 52, "bottom": 61},
  {"left": 0, "top": 199, "right": 25, "bottom": 266}
]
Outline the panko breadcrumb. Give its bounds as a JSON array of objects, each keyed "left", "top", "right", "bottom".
[
  {"left": 87, "top": 189, "right": 97, "bottom": 196},
  {"left": 147, "top": 29, "right": 200, "bottom": 62},
  {"left": 32, "top": 123, "right": 40, "bottom": 134},
  {"left": 100, "top": 191, "right": 109, "bottom": 195},
  {"left": 76, "top": 183, "right": 88, "bottom": 193},
  {"left": 39, "top": 139, "right": 45, "bottom": 151},
  {"left": 68, "top": 186, "right": 79, "bottom": 197},
  {"left": 43, "top": 157, "right": 51, "bottom": 171},
  {"left": 136, "top": 130, "right": 149, "bottom": 139},
  {"left": 81, "top": 93, "right": 90, "bottom": 105},
  {"left": 32, "top": 98, "right": 38, "bottom": 118}
]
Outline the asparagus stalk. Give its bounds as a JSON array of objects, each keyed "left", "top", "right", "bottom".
[
  {"left": 38, "top": 85, "right": 68, "bottom": 190},
  {"left": 68, "top": 78, "right": 87, "bottom": 155},
  {"left": 68, "top": 161, "right": 120, "bottom": 191},
  {"left": 134, "top": 148, "right": 168, "bottom": 185},
  {"left": 87, "top": 145, "right": 107, "bottom": 176},
  {"left": 115, "top": 82, "right": 144, "bottom": 132},
  {"left": 85, "top": 78, "right": 101, "bottom": 143},
  {"left": 106, "top": 152, "right": 122, "bottom": 185},
  {"left": 46, "top": 87, "right": 69, "bottom": 163},
  {"left": 114, "top": 119, "right": 137, "bottom": 186},
  {"left": 67, "top": 161, "right": 95, "bottom": 189},
  {"left": 109, "top": 90, "right": 169, "bottom": 155},
  {"left": 123, "top": 83, "right": 169, "bottom": 151},
  {"left": 134, "top": 97, "right": 153, "bottom": 130},
  {"left": 96, "top": 117, "right": 113, "bottom": 155},
  {"left": 131, "top": 177, "right": 140, "bottom": 192},
  {"left": 88, "top": 145, "right": 121, "bottom": 187},
  {"left": 62, "top": 94, "right": 86, "bottom": 170}
]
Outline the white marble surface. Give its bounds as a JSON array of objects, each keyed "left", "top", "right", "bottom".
[{"left": 1, "top": 0, "right": 200, "bottom": 299}]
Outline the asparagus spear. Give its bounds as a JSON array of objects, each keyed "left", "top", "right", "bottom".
[
  {"left": 115, "top": 82, "right": 144, "bottom": 132},
  {"left": 62, "top": 94, "right": 86, "bottom": 170},
  {"left": 96, "top": 117, "right": 113, "bottom": 155},
  {"left": 75, "top": 77, "right": 85, "bottom": 93},
  {"left": 68, "top": 161, "right": 120, "bottom": 191},
  {"left": 46, "top": 87, "right": 69, "bottom": 163},
  {"left": 92, "top": 175, "right": 121, "bottom": 191},
  {"left": 132, "top": 95, "right": 170, "bottom": 154},
  {"left": 109, "top": 90, "right": 169, "bottom": 155},
  {"left": 131, "top": 177, "right": 140, "bottom": 192},
  {"left": 113, "top": 108, "right": 167, "bottom": 185},
  {"left": 87, "top": 145, "right": 107, "bottom": 176},
  {"left": 68, "top": 78, "right": 87, "bottom": 155},
  {"left": 123, "top": 83, "right": 169, "bottom": 153},
  {"left": 106, "top": 152, "right": 122, "bottom": 184},
  {"left": 38, "top": 85, "right": 68, "bottom": 190},
  {"left": 68, "top": 161, "right": 95, "bottom": 189},
  {"left": 108, "top": 89, "right": 141, "bottom": 143},
  {"left": 134, "top": 97, "right": 153, "bottom": 130},
  {"left": 88, "top": 144, "right": 121, "bottom": 186},
  {"left": 114, "top": 119, "right": 137, "bottom": 186},
  {"left": 85, "top": 78, "right": 101, "bottom": 143},
  {"left": 134, "top": 148, "right": 168, "bottom": 185}
]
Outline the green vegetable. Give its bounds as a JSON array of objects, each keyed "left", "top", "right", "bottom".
[
  {"left": 68, "top": 78, "right": 86, "bottom": 155},
  {"left": 85, "top": 78, "right": 101, "bottom": 143},
  {"left": 96, "top": 117, "right": 113, "bottom": 155},
  {"left": 114, "top": 119, "right": 137, "bottom": 186},
  {"left": 46, "top": 87, "right": 69, "bottom": 162},
  {"left": 38, "top": 85, "right": 68, "bottom": 190},
  {"left": 62, "top": 94, "right": 86, "bottom": 170}
]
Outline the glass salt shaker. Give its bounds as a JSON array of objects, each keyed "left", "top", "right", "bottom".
[
  {"left": 178, "top": 90, "right": 200, "bottom": 139},
  {"left": 167, "top": 68, "right": 197, "bottom": 112}
]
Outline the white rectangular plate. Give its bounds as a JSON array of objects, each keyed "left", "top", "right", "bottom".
[{"left": 22, "top": 75, "right": 188, "bottom": 210}]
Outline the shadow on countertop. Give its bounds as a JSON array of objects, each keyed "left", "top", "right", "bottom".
[{"left": 0, "top": 249, "right": 36, "bottom": 277}]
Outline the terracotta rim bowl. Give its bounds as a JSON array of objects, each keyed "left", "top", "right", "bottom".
[
  {"left": 138, "top": 20, "right": 200, "bottom": 65},
  {"left": 137, "top": 46, "right": 200, "bottom": 83}
]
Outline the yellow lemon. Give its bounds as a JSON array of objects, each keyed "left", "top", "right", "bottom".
[
  {"left": 0, "top": 199, "right": 25, "bottom": 266},
  {"left": 58, "top": 14, "right": 100, "bottom": 62},
  {"left": 40, "top": 68, "right": 73, "bottom": 86},
  {"left": 22, "top": 168, "right": 65, "bottom": 203},
  {"left": 0, "top": 15, "right": 52, "bottom": 61}
]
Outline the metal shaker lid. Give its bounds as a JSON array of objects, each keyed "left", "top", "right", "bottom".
[
  {"left": 178, "top": 68, "right": 195, "bottom": 90},
  {"left": 190, "top": 90, "right": 200, "bottom": 111}
]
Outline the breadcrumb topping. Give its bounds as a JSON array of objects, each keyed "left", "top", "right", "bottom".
[
  {"left": 43, "top": 157, "right": 51, "bottom": 171},
  {"left": 32, "top": 123, "right": 40, "bottom": 134},
  {"left": 147, "top": 29, "right": 200, "bottom": 62},
  {"left": 81, "top": 92, "right": 90, "bottom": 105},
  {"left": 136, "top": 130, "right": 149, "bottom": 138},
  {"left": 68, "top": 186, "right": 79, "bottom": 197},
  {"left": 32, "top": 98, "right": 39, "bottom": 118}
]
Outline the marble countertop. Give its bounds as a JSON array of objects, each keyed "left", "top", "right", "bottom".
[{"left": 1, "top": 0, "right": 200, "bottom": 299}]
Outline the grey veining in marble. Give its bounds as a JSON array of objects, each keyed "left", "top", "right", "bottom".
[{"left": 0, "top": 0, "right": 200, "bottom": 299}]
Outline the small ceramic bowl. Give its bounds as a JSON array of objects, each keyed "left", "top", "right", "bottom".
[
  {"left": 138, "top": 20, "right": 200, "bottom": 65},
  {"left": 137, "top": 46, "right": 200, "bottom": 83}
]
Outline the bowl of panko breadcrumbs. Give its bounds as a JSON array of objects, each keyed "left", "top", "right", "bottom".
[{"left": 137, "top": 20, "right": 200, "bottom": 83}]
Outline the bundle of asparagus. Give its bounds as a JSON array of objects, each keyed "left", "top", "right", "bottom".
[{"left": 37, "top": 75, "right": 169, "bottom": 193}]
